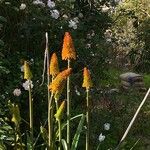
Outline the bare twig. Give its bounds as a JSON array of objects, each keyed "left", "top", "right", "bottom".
[{"left": 115, "top": 88, "right": 150, "bottom": 149}]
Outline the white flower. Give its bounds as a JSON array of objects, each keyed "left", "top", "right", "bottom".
[
  {"left": 68, "top": 17, "right": 79, "bottom": 29},
  {"left": 86, "top": 43, "right": 91, "bottom": 49},
  {"left": 98, "top": 133, "right": 105, "bottom": 142},
  {"left": 73, "top": 17, "right": 79, "bottom": 23},
  {"left": 62, "top": 14, "right": 68, "bottom": 19},
  {"left": 13, "top": 88, "right": 21, "bottom": 96},
  {"left": 47, "top": 0, "right": 55, "bottom": 8},
  {"left": 50, "top": 9, "right": 60, "bottom": 19},
  {"left": 20, "top": 65, "right": 24, "bottom": 72},
  {"left": 104, "top": 123, "right": 110, "bottom": 131},
  {"left": 68, "top": 20, "right": 77, "bottom": 29},
  {"left": 33, "top": 0, "right": 45, "bottom": 7},
  {"left": 22, "top": 80, "right": 33, "bottom": 91},
  {"left": 20, "top": 3, "right": 26, "bottom": 10}
]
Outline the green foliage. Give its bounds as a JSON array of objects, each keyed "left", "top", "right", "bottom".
[
  {"left": 71, "top": 114, "right": 85, "bottom": 150},
  {"left": 143, "top": 74, "right": 150, "bottom": 88},
  {"left": 0, "top": 118, "right": 14, "bottom": 147},
  {"left": 110, "top": 0, "right": 150, "bottom": 72}
]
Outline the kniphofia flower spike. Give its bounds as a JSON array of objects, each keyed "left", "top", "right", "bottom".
[
  {"left": 82, "top": 67, "right": 93, "bottom": 90},
  {"left": 49, "top": 68, "right": 72, "bottom": 94},
  {"left": 62, "top": 32, "right": 76, "bottom": 60},
  {"left": 49, "top": 53, "right": 59, "bottom": 77},
  {"left": 24, "top": 61, "right": 33, "bottom": 80}
]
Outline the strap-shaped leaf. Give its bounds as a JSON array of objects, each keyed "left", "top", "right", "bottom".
[
  {"left": 71, "top": 114, "right": 85, "bottom": 150},
  {"left": 61, "top": 139, "right": 68, "bottom": 150}
]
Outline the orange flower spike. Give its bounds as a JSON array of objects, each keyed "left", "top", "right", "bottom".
[
  {"left": 24, "top": 61, "right": 33, "bottom": 80},
  {"left": 60, "top": 68, "right": 72, "bottom": 79},
  {"left": 82, "top": 67, "right": 93, "bottom": 90},
  {"left": 49, "top": 53, "right": 59, "bottom": 77},
  {"left": 62, "top": 32, "right": 76, "bottom": 60},
  {"left": 49, "top": 68, "right": 72, "bottom": 94}
]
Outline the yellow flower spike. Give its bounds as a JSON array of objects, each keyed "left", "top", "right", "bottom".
[
  {"left": 49, "top": 68, "right": 72, "bottom": 94},
  {"left": 11, "top": 104, "right": 21, "bottom": 126},
  {"left": 24, "top": 61, "right": 33, "bottom": 80},
  {"left": 49, "top": 53, "right": 59, "bottom": 77},
  {"left": 54, "top": 101, "right": 66, "bottom": 121},
  {"left": 62, "top": 32, "right": 76, "bottom": 60},
  {"left": 82, "top": 67, "right": 93, "bottom": 90}
]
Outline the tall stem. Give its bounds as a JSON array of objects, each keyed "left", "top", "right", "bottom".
[
  {"left": 46, "top": 32, "right": 53, "bottom": 150},
  {"left": 67, "top": 59, "right": 71, "bottom": 149},
  {"left": 58, "top": 120, "right": 62, "bottom": 150},
  {"left": 55, "top": 100, "right": 62, "bottom": 150},
  {"left": 48, "top": 94, "right": 53, "bottom": 149},
  {"left": 29, "top": 80, "right": 33, "bottom": 149},
  {"left": 86, "top": 89, "right": 90, "bottom": 150}
]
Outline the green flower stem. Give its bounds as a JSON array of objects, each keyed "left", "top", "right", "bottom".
[
  {"left": 58, "top": 120, "right": 62, "bottom": 150},
  {"left": 55, "top": 100, "right": 62, "bottom": 150},
  {"left": 29, "top": 80, "right": 33, "bottom": 149},
  {"left": 86, "top": 89, "right": 90, "bottom": 150},
  {"left": 48, "top": 93, "right": 54, "bottom": 150},
  {"left": 67, "top": 59, "right": 71, "bottom": 149}
]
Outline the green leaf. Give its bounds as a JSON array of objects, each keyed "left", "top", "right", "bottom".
[
  {"left": 61, "top": 139, "right": 68, "bottom": 150},
  {"left": 71, "top": 114, "right": 86, "bottom": 150},
  {"left": 55, "top": 114, "right": 83, "bottom": 138}
]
